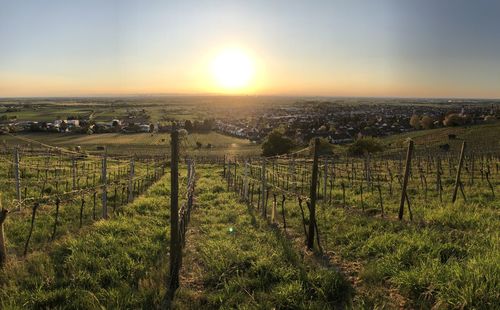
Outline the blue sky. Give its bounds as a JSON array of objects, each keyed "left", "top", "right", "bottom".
[{"left": 1, "top": 0, "right": 499, "bottom": 98}]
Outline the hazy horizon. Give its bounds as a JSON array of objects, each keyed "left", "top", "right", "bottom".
[
  {"left": 2, "top": 94, "right": 499, "bottom": 102},
  {"left": 1, "top": 0, "right": 500, "bottom": 98}
]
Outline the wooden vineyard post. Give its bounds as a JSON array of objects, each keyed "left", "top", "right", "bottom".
[
  {"left": 272, "top": 193, "right": 277, "bottom": 223},
  {"left": 234, "top": 160, "right": 237, "bottom": 189},
  {"left": 281, "top": 194, "right": 287, "bottom": 232},
  {"left": 0, "top": 196, "right": 8, "bottom": 268},
  {"left": 360, "top": 180, "right": 365, "bottom": 212},
  {"left": 227, "top": 158, "right": 231, "bottom": 183},
  {"left": 244, "top": 160, "right": 249, "bottom": 201},
  {"left": 250, "top": 183, "right": 254, "bottom": 206},
  {"left": 257, "top": 188, "right": 261, "bottom": 210},
  {"left": 23, "top": 202, "right": 39, "bottom": 256},
  {"left": 323, "top": 159, "right": 328, "bottom": 200},
  {"left": 223, "top": 155, "right": 226, "bottom": 178},
  {"left": 72, "top": 157, "right": 76, "bottom": 190},
  {"left": 93, "top": 191, "right": 97, "bottom": 220},
  {"left": 167, "top": 127, "right": 180, "bottom": 303},
  {"left": 14, "top": 148, "right": 21, "bottom": 206},
  {"left": 261, "top": 158, "right": 267, "bottom": 218},
  {"left": 437, "top": 157, "right": 443, "bottom": 202},
  {"left": 101, "top": 152, "right": 108, "bottom": 219},
  {"left": 51, "top": 198, "right": 61, "bottom": 240},
  {"left": 307, "top": 138, "right": 319, "bottom": 250},
  {"left": 79, "top": 195, "right": 85, "bottom": 228},
  {"left": 398, "top": 140, "right": 414, "bottom": 221},
  {"left": 452, "top": 141, "right": 466, "bottom": 203},
  {"left": 128, "top": 159, "right": 135, "bottom": 202}
]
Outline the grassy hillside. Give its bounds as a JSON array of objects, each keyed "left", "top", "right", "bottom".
[
  {"left": 1, "top": 160, "right": 498, "bottom": 308},
  {"left": 0, "top": 165, "right": 352, "bottom": 309},
  {"left": 0, "top": 171, "right": 175, "bottom": 308},
  {"left": 383, "top": 121, "right": 500, "bottom": 153},
  {"left": 175, "top": 166, "right": 351, "bottom": 308}
]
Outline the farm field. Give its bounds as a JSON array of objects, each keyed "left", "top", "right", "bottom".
[{"left": 1, "top": 131, "right": 260, "bottom": 157}]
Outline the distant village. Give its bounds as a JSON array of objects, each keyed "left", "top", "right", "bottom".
[
  {"left": 214, "top": 102, "right": 499, "bottom": 144},
  {"left": 0, "top": 107, "right": 157, "bottom": 135},
  {"left": 1, "top": 101, "right": 498, "bottom": 145}
]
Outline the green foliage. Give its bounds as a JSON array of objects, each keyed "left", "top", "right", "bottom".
[
  {"left": 443, "top": 113, "right": 469, "bottom": 126},
  {"left": 261, "top": 129, "right": 295, "bottom": 157},
  {"left": 410, "top": 114, "right": 421, "bottom": 129},
  {"left": 309, "top": 137, "right": 334, "bottom": 156},
  {"left": 420, "top": 115, "right": 435, "bottom": 130},
  {"left": 347, "top": 137, "right": 385, "bottom": 156}
]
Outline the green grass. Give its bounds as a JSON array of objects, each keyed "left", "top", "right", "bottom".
[
  {"left": 0, "top": 152, "right": 164, "bottom": 260},
  {"left": 1, "top": 164, "right": 353, "bottom": 309},
  {"left": 250, "top": 157, "right": 500, "bottom": 308},
  {"left": 174, "top": 165, "right": 351, "bottom": 309},
  {"left": 1, "top": 148, "right": 498, "bottom": 308},
  {"left": 0, "top": 171, "right": 175, "bottom": 309}
]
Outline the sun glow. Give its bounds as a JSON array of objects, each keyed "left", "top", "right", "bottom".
[{"left": 211, "top": 48, "right": 255, "bottom": 92}]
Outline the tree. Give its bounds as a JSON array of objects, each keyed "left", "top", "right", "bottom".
[
  {"left": 347, "top": 137, "right": 385, "bottom": 156},
  {"left": 261, "top": 129, "right": 295, "bottom": 157},
  {"left": 443, "top": 113, "right": 466, "bottom": 127},
  {"left": 410, "top": 114, "right": 420, "bottom": 129},
  {"left": 184, "top": 120, "right": 193, "bottom": 132},
  {"left": 202, "top": 119, "right": 215, "bottom": 131},
  {"left": 193, "top": 120, "right": 201, "bottom": 131},
  {"left": 309, "top": 137, "right": 333, "bottom": 156},
  {"left": 420, "top": 115, "right": 435, "bottom": 129}
]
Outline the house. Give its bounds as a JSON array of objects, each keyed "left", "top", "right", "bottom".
[
  {"left": 66, "top": 120, "right": 80, "bottom": 127},
  {"left": 139, "top": 124, "right": 151, "bottom": 133}
]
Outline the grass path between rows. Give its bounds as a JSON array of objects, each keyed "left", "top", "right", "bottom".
[
  {"left": 174, "top": 166, "right": 351, "bottom": 309},
  {"left": 0, "top": 173, "right": 174, "bottom": 309}
]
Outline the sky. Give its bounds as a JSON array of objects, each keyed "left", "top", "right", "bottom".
[{"left": 1, "top": 0, "right": 500, "bottom": 98}]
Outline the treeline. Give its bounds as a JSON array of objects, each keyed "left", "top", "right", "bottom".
[
  {"left": 182, "top": 119, "right": 215, "bottom": 133},
  {"left": 261, "top": 127, "right": 385, "bottom": 157},
  {"left": 409, "top": 112, "right": 497, "bottom": 130}
]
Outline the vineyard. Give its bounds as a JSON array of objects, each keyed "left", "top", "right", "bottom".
[
  {"left": 0, "top": 145, "right": 167, "bottom": 258},
  {"left": 0, "top": 132, "right": 499, "bottom": 309},
  {"left": 222, "top": 139, "right": 500, "bottom": 308}
]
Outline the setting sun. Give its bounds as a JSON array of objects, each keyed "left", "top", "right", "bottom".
[{"left": 211, "top": 49, "right": 254, "bottom": 92}]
